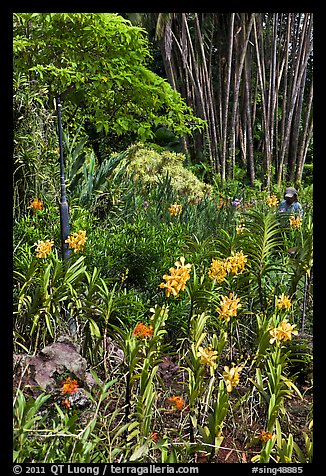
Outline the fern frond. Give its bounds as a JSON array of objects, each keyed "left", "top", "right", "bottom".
[{"left": 242, "top": 209, "right": 283, "bottom": 278}]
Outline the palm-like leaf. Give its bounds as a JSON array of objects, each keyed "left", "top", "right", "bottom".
[
  {"left": 62, "top": 129, "right": 88, "bottom": 190},
  {"left": 241, "top": 209, "right": 284, "bottom": 309},
  {"left": 79, "top": 151, "right": 128, "bottom": 206},
  {"left": 242, "top": 209, "right": 283, "bottom": 277}
]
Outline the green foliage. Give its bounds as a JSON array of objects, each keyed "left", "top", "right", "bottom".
[
  {"left": 13, "top": 250, "right": 87, "bottom": 351},
  {"left": 13, "top": 136, "right": 313, "bottom": 464},
  {"left": 197, "top": 379, "right": 229, "bottom": 460},
  {"left": 13, "top": 13, "right": 205, "bottom": 142},
  {"left": 13, "top": 390, "right": 51, "bottom": 462},
  {"left": 13, "top": 375, "right": 118, "bottom": 463},
  {"left": 12, "top": 187, "right": 313, "bottom": 462},
  {"left": 13, "top": 72, "right": 58, "bottom": 219},
  {"left": 124, "top": 143, "right": 213, "bottom": 201},
  {"left": 13, "top": 11, "right": 313, "bottom": 465},
  {"left": 242, "top": 209, "right": 285, "bottom": 309}
]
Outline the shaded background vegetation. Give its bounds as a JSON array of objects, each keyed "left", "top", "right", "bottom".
[{"left": 14, "top": 12, "right": 313, "bottom": 220}]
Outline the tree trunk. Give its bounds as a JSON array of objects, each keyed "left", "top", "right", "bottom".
[
  {"left": 243, "top": 39, "right": 255, "bottom": 185},
  {"left": 277, "top": 13, "right": 313, "bottom": 185},
  {"left": 295, "top": 79, "right": 313, "bottom": 183},
  {"left": 194, "top": 14, "right": 220, "bottom": 172},
  {"left": 221, "top": 13, "right": 235, "bottom": 181},
  {"left": 152, "top": 12, "right": 312, "bottom": 188},
  {"left": 228, "top": 13, "right": 254, "bottom": 180},
  {"left": 288, "top": 68, "right": 306, "bottom": 182},
  {"left": 253, "top": 14, "right": 271, "bottom": 189}
]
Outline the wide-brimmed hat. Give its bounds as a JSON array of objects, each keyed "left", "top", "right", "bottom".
[{"left": 284, "top": 187, "right": 297, "bottom": 198}]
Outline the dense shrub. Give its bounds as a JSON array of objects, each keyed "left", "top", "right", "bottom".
[{"left": 124, "top": 143, "right": 213, "bottom": 201}]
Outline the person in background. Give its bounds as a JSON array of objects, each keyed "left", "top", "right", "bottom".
[{"left": 278, "top": 187, "right": 303, "bottom": 217}]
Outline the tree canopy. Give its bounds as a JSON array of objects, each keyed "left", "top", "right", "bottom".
[{"left": 13, "top": 13, "right": 205, "bottom": 141}]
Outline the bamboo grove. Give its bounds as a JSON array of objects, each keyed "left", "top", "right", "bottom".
[{"left": 147, "top": 13, "right": 313, "bottom": 186}]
